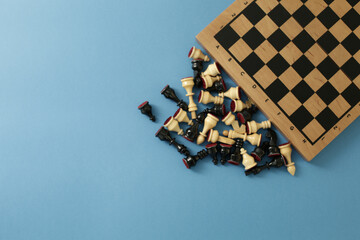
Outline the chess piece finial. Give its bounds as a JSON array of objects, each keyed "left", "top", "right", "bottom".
[
  {"left": 196, "top": 114, "right": 219, "bottom": 145},
  {"left": 279, "top": 142, "right": 295, "bottom": 176},
  {"left": 218, "top": 86, "right": 241, "bottom": 100},
  {"left": 164, "top": 116, "right": 184, "bottom": 135},
  {"left": 228, "top": 139, "right": 244, "bottom": 165},
  {"left": 173, "top": 108, "right": 193, "bottom": 126},
  {"left": 230, "top": 99, "right": 252, "bottom": 112},
  {"left": 251, "top": 141, "right": 269, "bottom": 161},
  {"left": 161, "top": 85, "right": 188, "bottom": 111},
  {"left": 240, "top": 148, "right": 257, "bottom": 170},
  {"left": 207, "top": 129, "right": 235, "bottom": 145},
  {"left": 222, "top": 112, "right": 246, "bottom": 134},
  {"left": 203, "top": 62, "right": 221, "bottom": 76},
  {"left": 266, "top": 129, "right": 280, "bottom": 157},
  {"left": 206, "top": 143, "right": 219, "bottom": 165},
  {"left": 219, "top": 144, "right": 232, "bottom": 165},
  {"left": 204, "top": 104, "right": 226, "bottom": 117},
  {"left": 181, "top": 77, "right": 197, "bottom": 119},
  {"left": 155, "top": 126, "right": 189, "bottom": 156},
  {"left": 188, "top": 46, "right": 210, "bottom": 62},
  {"left": 183, "top": 149, "right": 209, "bottom": 169},
  {"left": 198, "top": 90, "right": 224, "bottom": 105},
  {"left": 247, "top": 120, "right": 271, "bottom": 134},
  {"left": 138, "top": 101, "right": 155, "bottom": 122}
]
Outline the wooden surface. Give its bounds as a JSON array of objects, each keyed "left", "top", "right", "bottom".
[{"left": 197, "top": 0, "right": 360, "bottom": 161}]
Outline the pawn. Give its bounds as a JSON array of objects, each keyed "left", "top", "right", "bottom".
[
  {"left": 207, "top": 129, "right": 235, "bottom": 145},
  {"left": 173, "top": 108, "right": 193, "bottom": 126},
  {"left": 237, "top": 106, "right": 258, "bottom": 124},
  {"left": 155, "top": 126, "right": 189, "bottom": 156},
  {"left": 161, "top": 85, "right": 188, "bottom": 111},
  {"left": 192, "top": 59, "right": 204, "bottom": 88},
  {"left": 198, "top": 90, "right": 224, "bottom": 105},
  {"left": 206, "top": 143, "right": 219, "bottom": 165},
  {"left": 218, "top": 86, "right": 241, "bottom": 100},
  {"left": 228, "top": 139, "right": 244, "bottom": 165},
  {"left": 181, "top": 77, "right": 197, "bottom": 119},
  {"left": 222, "top": 112, "right": 246, "bottom": 134},
  {"left": 164, "top": 116, "right": 184, "bottom": 135},
  {"left": 203, "top": 62, "right": 221, "bottom": 76},
  {"left": 251, "top": 141, "right": 269, "bottom": 161},
  {"left": 240, "top": 148, "right": 257, "bottom": 170},
  {"left": 201, "top": 74, "right": 222, "bottom": 89},
  {"left": 183, "top": 149, "right": 209, "bottom": 169},
  {"left": 223, "top": 130, "right": 262, "bottom": 147},
  {"left": 138, "top": 101, "right": 155, "bottom": 122},
  {"left": 204, "top": 104, "right": 226, "bottom": 117},
  {"left": 230, "top": 99, "right": 252, "bottom": 112},
  {"left": 183, "top": 111, "right": 207, "bottom": 142},
  {"left": 220, "top": 144, "right": 232, "bottom": 165},
  {"left": 206, "top": 79, "right": 227, "bottom": 93},
  {"left": 197, "top": 114, "right": 219, "bottom": 145},
  {"left": 188, "top": 46, "right": 210, "bottom": 62},
  {"left": 266, "top": 129, "right": 280, "bottom": 157},
  {"left": 247, "top": 120, "right": 271, "bottom": 134},
  {"left": 279, "top": 142, "right": 295, "bottom": 176}
]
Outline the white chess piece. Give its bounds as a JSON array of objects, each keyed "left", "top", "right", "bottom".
[
  {"left": 164, "top": 116, "right": 183, "bottom": 135},
  {"left": 222, "top": 112, "right": 246, "bottom": 133},
  {"left": 198, "top": 90, "right": 224, "bottom": 105},
  {"left": 181, "top": 77, "right": 197, "bottom": 119},
  {"left": 240, "top": 148, "right": 257, "bottom": 170},
  {"left": 247, "top": 120, "right": 271, "bottom": 134},
  {"left": 188, "top": 46, "right": 210, "bottom": 61},
  {"left": 230, "top": 99, "right": 252, "bottom": 112},
  {"left": 218, "top": 87, "right": 241, "bottom": 100},
  {"left": 203, "top": 62, "right": 221, "bottom": 76},
  {"left": 207, "top": 129, "right": 235, "bottom": 145},
  {"left": 173, "top": 108, "right": 193, "bottom": 125},
  {"left": 196, "top": 114, "right": 219, "bottom": 145},
  {"left": 279, "top": 142, "right": 295, "bottom": 176}
]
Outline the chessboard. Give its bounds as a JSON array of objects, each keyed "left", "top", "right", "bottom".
[{"left": 197, "top": 0, "right": 360, "bottom": 161}]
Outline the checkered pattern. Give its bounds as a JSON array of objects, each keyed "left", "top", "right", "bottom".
[{"left": 214, "top": 0, "right": 360, "bottom": 144}]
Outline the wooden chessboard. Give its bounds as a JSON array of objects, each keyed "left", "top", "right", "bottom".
[{"left": 197, "top": 0, "right": 360, "bottom": 161}]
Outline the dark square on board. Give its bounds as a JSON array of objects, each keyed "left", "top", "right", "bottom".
[
  {"left": 317, "top": 82, "right": 339, "bottom": 105},
  {"left": 317, "top": 57, "right": 339, "bottom": 79},
  {"left": 324, "top": 0, "right": 334, "bottom": 4},
  {"left": 214, "top": 25, "right": 240, "bottom": 50},
  {"left": 342, "top": 33, "right": 360, "bottom": 55},
  {"left": 267, "top": 54, "right": 290, "bottom": 77},
  {"left": 268, "top": 29, "right": 291, "bottom": 51},
  {"left": 317, "top": 7, "right": 340, "bottom": 29},
  {"left": 342, "top": 9, "right": 360, "bottom": 31},
  {"left": 293, "top": 5, "right": 315, "bottom": 27},
  {"left": 316, "top": 107, "right": 339, "bottom": 131},
  {"left": 292, "top": 81, "right": 315, "bottom": 104},
  {"left": 341, "top": 58, "right": 360, "bottom": 81},
  {"left": 268, "top": 4, "right": 291, "bottom": 27},
  {"left": 342, "top": 83, "right": 360, "bottom": 107},
  {"left": 346, "top": 0, "right": 359, "bottom": 7},
  {"left": 290, "top": 106, "right": 314, "bottom": 131},
  {"left": 293, "top": 30, "right": 316, "bottom": 53},
  {"left": 240, "top": 52, "right": 265, "bottom": 76},
  {"left": 243, "top": 28, "right": 266, "bottom": 50},
  {"left": 292, "top": 55, "right": 315, "bottom": 78},
  {"left": 242, "top": 1, "right": 266, "bottom": 25},
  {"left": 317, "top": 31, "right": 339, "bottom": 54},
  {"left": 265, "top": 79, "right": 289, "bottom": 103}
]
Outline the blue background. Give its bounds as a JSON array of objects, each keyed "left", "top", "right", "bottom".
[{"left": 0, "top": 0, "right": 359, "bottom": 239}]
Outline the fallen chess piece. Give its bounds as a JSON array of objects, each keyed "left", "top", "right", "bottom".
[
  {"left": 164, "top": 116, "right": 184, "bottom": 135},
  {"left": 203, "top": 62, "right": 221, "bottom": 76},
  {"left": 228, "top": 139, "right": 244, "bottom": 165},
  {"left": 219, "top": 144, "right": 232, "bottom": 165},
  {"left": 206, "top": 143, "right": 219, "bottom": 165},
  {"left": 218, "top": 86, "right": 241, "bottom": 100},
  {"left": 222, "top": 112, "right": 246, "bottom": 134},
  {"left": 198, "top": 90, "right": 224, "bottom": 105},
  {"left": 138, "top": 101, "right": 155, "bottom": 122},
  {"left": 223, "top": 130, "right": 262, "bottom": 147},
  {"left": 204, "top": 104, "right": 226, "bottom": 117},
  {"left": 247, "top": 120, "right": 271, "bottom": 134},
  {"left": 230, "top": 99, "right": 252, "bottom": 112},
  {"left": 188, "top": 46, "right": 209, "bottom": 62},
  {"left": 183, "top": 149, "right": 209, "bottom": 169},
  {"left": 251, "top": 141, "right": 269, "bottom": 161},
  {"left": 237, "top": 106, "right": 258, "bottom": 124},
  {"left": 183, "top": 111, "right": 207, "bottom": 142},
  {"left": 279, "top": 142, "right": 296, "bottom": 176},
  {"left": 207, "top": 129, "right": 235, "bottom": 145},
  {"left": 240, "top": 148, "right": 257, "bottom": 170},
  {"left": 191, "top": 59, "right": 204, "bottom": 88},
  {"left": 266, "top": 129, "right": 280, "bottom": 157},
  {"left": 155, "top": 126, "right": 189, "bottom": 156},
  {"left": 181, "top": 77, "right": 197, "bottom": 119},
  {"left": 161, "top": 85, "right": 188, "bottom": 111},
  {"left": 173, "top": 108, "right": 193, "bottom": 126},
  {"left": 197, "top": 113, "right": 219, "bottom": 145}
]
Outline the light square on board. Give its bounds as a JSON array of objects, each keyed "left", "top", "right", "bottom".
[
  {"left": 355, "top": 1, "right": 360, "bottom": 14},
  {"left": 280, "top": 17, "right": 303, "bottom": 40},
  {"left": 329, "top": 20, "right": 352, "bottom": 42},
  {"left": 256, "top": 0, "right": 278, "bottom": 14},
  {"left": 355, "top": 26, "right": 360, "bottom": 38},
  {"left": 304, "top": 69, "right": 327, "bottom": 92},
  {"left": 255, "top": 15, "right": 278, "bottom": 38},
  {"left": 230, "top": 14, "right": 253, "bottom": 37},
  {"left": 280, "top": 0, "right": 303, "bottom": 14},
  {"left": 303, "top": 93, "right": 327, "bottom": 117},
  {"left": 228, "top": 38, "right": 252, "bottom": 62},
  {"left": 354, "top": 76, "right": 360, "bottom": 89},
  {"left": 329, "top": 70, "right": 352, "bottom": 93},
  {"left": 280, "top": 42, "right": 302, "bottom": 65},
  {"left": 278, "top": 92, "right": 302, "bottom": 116},
  {"left": 254, "top": 40, "right": 278, "bottom": 64},
  {"left": 330, "top": 0, "right": 352, "bottom": 18},
  {"left": 305, "top": 43, "right": 327, "bottom": 67},
  {"left": 304, "top": 18, "right": 327, "bottom": 41},
  {"left": 279, "top": 67, "right": 302, "bottom": 90},
  {"left": 328, "top": 95, "right": 351, "bottom": 118},
  {"left": 253, "top": 65, "right": 277, "bottom": 89},
  {"left": 354, "top": 50, "right": 360, "bottom": 63},
  {"left": 329, "top": 45, "right": 352, "bottom": 67},
  {"left": 305, "top": 0, "right": 327, "bottom": 16},
  {"left": 303, "top": 119, "right": 326, "bottom": 142}
]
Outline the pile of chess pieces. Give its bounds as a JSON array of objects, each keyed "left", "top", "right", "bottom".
[{"left": 138, "top": 47, "right": 295, "bottom": 176}]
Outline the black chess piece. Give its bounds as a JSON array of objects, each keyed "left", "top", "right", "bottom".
[
  {"left": 161, "top": 85, "right": 188, "bottom": 111},
  {"left": 266, "top": 129, "right": 280, "bottom": 157},
  {"left": 183, "top": 149, "right": 209, "bottom": 169},
  {"left": 268, "top": 155, "right": 284, "bottom": 168},
  {"left": 237, "top": 105, "right": 257, "bottom": 124},
  {"left": 138, "top": 101, "right": 155, "bottom": 122},
  {"left": 192, "top": 59, "right": 204, "bottom": 88},
  {"left": 245, "top": 163, "right": 270, "bottom": 176},
  {"left": 206, "top": 79, "right": 227, "bottom": 93},
  {"left": 220, "top": 144, "right": 232, "bottom": 165},
  {"left": 204, "top": 104, "right": 226, "bottom": 117},
  {"left": 183, "top": 111, "right": 207, "bottom": 142},
  {"left": 251, "top": 141, "right": 269, "bottom": 162},
  {"left": 155, "top": 126, "right": 190, "bottom": 156},
  {"left": 228, "top": 139, "right": 244, "bottom": 165},
  {"left": 206, "top": 143, "right": 219, "bottom": 165}
]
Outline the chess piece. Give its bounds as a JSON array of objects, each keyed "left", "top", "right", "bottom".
[
  {"left": 204, "top": 104, "right": 226, "bottom": 117},
  {"left": 218, "top": 87, "right": 241, "bottom": 100},
  {"left": 183, "top": 111, "right": 207, "bottom": 142},
  {"left": 230, "top": 99, "right": 252, "bottom": 112},
  {"left": 155, "top": 126, "right": 189, "bottom": 156},
  {"left": 247, "top": 120, "right": 271, "bottom": 134},
  {"left": 203, "top": 62, "right": 221, "bottom": 76},
  {"left": 192, "top": 59, "right": 204, "bottom": 88},
  {"left": 207, "top": 129, "right": 235, "bottom": 145},
  {"left": 206, "top": 79, "right": 227, "bottom": 93},
  {"left": 222, "top": 112, "right": 246, "bottom": 133},
  {"left": 183, "top": 149, "right": 209, "bottom": 169},
  {"left": 161, "top": 85, "right": 188, "bottom": 111},
  {"left": 219, "top": 144, "right": 232, "bottom": 165},
  {"left": 197, "top": 114, "right": 219, "bottom": 144},
  {"left": 266, "top": 129, "right": 280, "bottom": 157},
  {"left": 237, "top": 106, "right": 258, "bottom": 124},
  {"left": 138, "top": 101, "right": 155, "bottom": 122},
  {"left": 251, "top": 141, "right": 269, "bottom": 161},
  {"left": 173, "top": 108, "right": 193, "bottom": 126},
  {"left": 206, "top": 143, "right": 219, "bottom": 165},
  {"left": 164, "top": 116, "right": 184, "bottom": 135},
  {"left": 223, "top": 130, "right": 262, "bottom": 146},
  {"left": 202, "top": 75, "right": 222, "bottom": 89},
  {"left": 245, "top": 155, "right": 284, "bottom": 176},
  {"left": 181, "top": 77, "right": 197, "bottom": 119},
  {"left": 279, "top": 142, "right": 295, "bottom": 176},
  {"left": 198, "top": 90, "right": 224, "bottom": 105},
  {"left": 228, "top": 139, "right": 244, "bottom": 165},
  {"left": 188, "top": 46, "right": 210, "bottom": 62},
  {"left": 240, "top": 148, "right": 257, "bottom": 170},
  {"left": 269, "top": 156, "right": 285, "bottom": 168}
]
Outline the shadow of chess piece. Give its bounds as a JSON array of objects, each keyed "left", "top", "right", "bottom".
[
  {"left": 183, "top": 149, "right": 209, "bottom": 169},
  {"left": 161, "top": 85, "right": 188, "bottom": 111},
  {"left": 206, "top": 143, "right": 219, "bottom": 165},
  {"left": 155, "top": 127, "right": 189, "bottom": 156}
]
